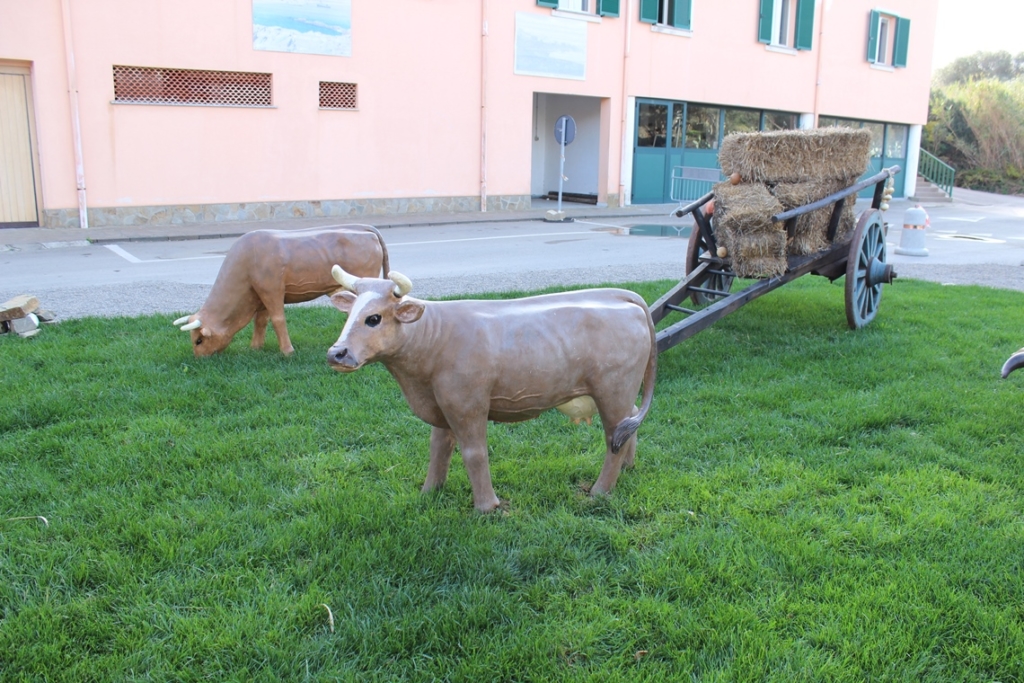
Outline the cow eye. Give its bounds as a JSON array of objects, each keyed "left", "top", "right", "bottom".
[
  {"left": 365, "top": 314, "right": 382, "bottom": 327},
  {"left": 195, "top": 337, "right": 203, "bottom": 346}
]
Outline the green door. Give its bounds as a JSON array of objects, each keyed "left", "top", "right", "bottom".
[
  {"left": 881, "top": 124, "right": 907, "bottom": 198},
  {"left": 632, "top": 100, "right": 671, "bottom": 203}
]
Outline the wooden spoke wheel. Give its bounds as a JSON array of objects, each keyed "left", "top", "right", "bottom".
[
  {"left": 845, "top": 209, "right": 895, "bottom": 330},
  {"left": 686, "top": 221, "right": 734, "bottom": 306}
]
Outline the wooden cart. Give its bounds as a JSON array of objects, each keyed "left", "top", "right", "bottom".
[{"left": 653, "top": 166, "right": 901, "bottom": 354}]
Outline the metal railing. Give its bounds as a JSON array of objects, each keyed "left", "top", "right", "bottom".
[
  {"left": 671, "top": 166, "right": 723, "bottom": 204},
  {"left": 918, "top": 149, "right": 955, "bottom": 198}
]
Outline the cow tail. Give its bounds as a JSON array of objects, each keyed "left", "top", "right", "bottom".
[
  {"left": 611, "top": 302, "right": 658, "bottom": 453},
  {"left": 357, "top": 224, "right": 390, "bottom": 277}
]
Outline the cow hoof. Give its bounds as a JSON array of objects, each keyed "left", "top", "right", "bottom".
[{"left": 475, "top": 497, "right": 503, "bottom": 513}]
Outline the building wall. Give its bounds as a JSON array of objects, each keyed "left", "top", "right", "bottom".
[{"left": 0, "top": 0, "right": 938, "bottom": 227}]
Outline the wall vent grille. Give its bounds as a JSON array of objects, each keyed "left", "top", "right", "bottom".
[
  {"left": 113, "top": 65, "right": 272, "bottom": 107},
  {"left": 319, "top": 81, "right": 357, "bottom": 110}
]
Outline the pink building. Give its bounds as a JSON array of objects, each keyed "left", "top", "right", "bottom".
[{"left": 0, "top": 0, "right": 936, "bottom": 230}]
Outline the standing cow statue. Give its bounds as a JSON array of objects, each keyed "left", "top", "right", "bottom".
[
  {"left": 1003, "top": 348, "right": 1024, "bottom": 378},
  {"left": 325, "top": 266, "right": 658, "bottom": 512},
  {"left": 173, "top": 225, "right": 389, "bottom": 356}
]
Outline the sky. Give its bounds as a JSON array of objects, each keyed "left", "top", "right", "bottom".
[{"left": 932, "top": 0, "right": 1024, "bottom": 71}]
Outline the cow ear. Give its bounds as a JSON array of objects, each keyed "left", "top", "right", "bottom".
[
  {"left": 200, "top": 327, "right": 211, "bottom": 338},
  {"left": 330, "top": 291, "right": 357, "bottom": 313},
  {"left": 394, "top": 300, "right": 424, "bottom": 323}
]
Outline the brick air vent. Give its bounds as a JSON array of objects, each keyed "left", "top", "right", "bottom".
[
  {"left": 319, "top": 81, "right": 357, "bottom": 110},
  {"left": 113, "top": 65, "right": 272, "bottom": 107}
]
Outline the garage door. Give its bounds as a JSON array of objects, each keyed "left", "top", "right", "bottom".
[{"left": 0, "top": 71, "right": 40, "bottom": 227}]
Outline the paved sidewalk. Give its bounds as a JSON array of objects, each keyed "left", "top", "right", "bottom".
[{"left": 0, "top": 199, "right": 692, "bottom": 251}]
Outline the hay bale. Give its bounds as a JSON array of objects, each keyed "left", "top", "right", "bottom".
[
  {"left": 719, "top": 128, "right": 872, "bottom": 184},
  {"left": 770, "top": 179, "right": 859, "bottom": 255},
  {"left": 712, "top": 182, "right": 787, "bottom": 278}
]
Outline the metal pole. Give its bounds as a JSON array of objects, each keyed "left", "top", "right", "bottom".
[
  {"left": 60, "top": 0, "right": 88, "bottom": 229},
  {"left": 558, "top": 129, "right": 565, "bottom": 214}
]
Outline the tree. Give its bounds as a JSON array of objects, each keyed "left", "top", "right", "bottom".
[{"left": 934, "top": 50, "right": 1024, "bottom": 87}]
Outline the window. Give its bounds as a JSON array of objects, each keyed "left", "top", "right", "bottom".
[
  {"left": 685, "top": 105, "right": 719, "bottom": 149},
  {"left": 885, "top": 124, "right": 908, "bottom": 158},
  {"left": 537, "top": 0, "right": 619, "bottom": 16},
  {"left": 868, "top": 10, "right": 910, "bottom": 67},
  {"left": 763, "top": 111, "right": 798, "bottom": 130},
  {"left": 112, "top": 65, "right": 272, "bottom": 107},
  {"left": 724, "top": 108, "right": 761, "bottom": 137},
  {"left": 637, "top": 103, "right": 668, "bottom": 147},
  {"left": 818, "top": 118, "right": 907, "bottom": 161},
  {"left": 639, "top": 0, "right": 692, "bottom": 31},
  {"left": 758, "top": 0, "right": 814, "bottom": 51},
  {"left": 319, "top": 81, "right": 357, "bottom": 110}
]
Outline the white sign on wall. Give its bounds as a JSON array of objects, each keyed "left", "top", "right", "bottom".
[
  {"left": 252, "top": 0, "right": 352, "bottom": 57},
  {"left": 514, "top": 12, "right": 587, "bottom": 81}
]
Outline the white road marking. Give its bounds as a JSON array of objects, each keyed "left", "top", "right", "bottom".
[
  {"left": 940, "top": 217, "right": 984, "bottom": 223},
  {"left": 573, "top": 220, "right": 631, "bottom": 229},
  {"left": 106, "top": 231, "right": 603, "bottom": 262},
  {"left": 105, "top": 244, "right": 225, "bottom": 264},
  {"left": 388, "top": 231, "right": 592, "bottom": 247}
]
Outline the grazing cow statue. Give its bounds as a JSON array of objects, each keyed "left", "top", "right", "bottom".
[
  {"left": 1002, "top": 348, "right": 1024, "bottom": 378},
  {"left": 325, "top": 266, "right": 658, "bottom": 512},
  {"left": 173, "top": 225, "right": 389, "bottom": 356}
]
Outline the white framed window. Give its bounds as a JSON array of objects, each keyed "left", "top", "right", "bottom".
[
  {"left": 639, "top": 0, "right": 692, "bottom": 31},
  {"left": 771, "top": 0, "right": 796, "bottom": 47},
  {"left": 537, "top": 0, "right": 620, "bottom": 17},
  {"left": 758, "top": 0, "right": 814, "bottom": 51},
  {"left": 868, "top": 10, "right": 910, "bottom": 68},
  {"left": 558, "top": 0, "right": 593, "bottom": 13}
]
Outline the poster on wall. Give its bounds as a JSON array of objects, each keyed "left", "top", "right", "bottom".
[
  {"left": 514, "top": 12, "right": 587, "bottom": 81},
  {"left": 252, "top": 0, "right": 352, "bottom": 57}
]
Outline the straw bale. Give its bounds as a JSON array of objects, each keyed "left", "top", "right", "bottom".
[
  {"left": 719, "top": 128, "right": 872, "bottom": 184},
  {"left": 712, "top": 182, "right": 787, "bottom": 278},
  {"left": 770, "top": 179, "right": 859, "bottom": 255}
]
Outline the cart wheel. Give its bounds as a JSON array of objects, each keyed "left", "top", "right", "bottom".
[
  {"left": 845, "top": 209, "right": 894, "bottom": 330},
  {"left": 686, "top": 221, "right": 734, "bottom": 305}
]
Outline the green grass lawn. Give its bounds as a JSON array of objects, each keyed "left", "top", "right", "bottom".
[{"left": 2, "top": 277, "right": 1023, "bottom": 682}]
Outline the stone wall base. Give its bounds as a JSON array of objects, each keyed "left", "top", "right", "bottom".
[{"left": 42, "top": 194, "right": 533, "bottom": 229}]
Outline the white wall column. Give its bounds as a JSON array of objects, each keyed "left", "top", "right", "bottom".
[
  {"left": 799, "top": 113, "right": 816, "bottom": 130},
  {"left": 619, "top": 96, "right": 635, "bottom": 205},
  {"left": 904, "top": 124, "right": 922, "bottom": 199}
]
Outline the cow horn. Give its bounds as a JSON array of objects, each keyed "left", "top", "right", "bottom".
[
  {"left": 1002, "top": 349, "right": 1024, "bottom": 378},
  {"left": 172, "top": 315, "right": 191, "bottom": 326},
  {"left": 331, "top": 264, "right": 359, "bottom": 292},
  {"left": 389, "top": 271, "right": 413, "bottom": 297},
  {"left": 180, "top": 319, "right": 202, "bottom": 331}
]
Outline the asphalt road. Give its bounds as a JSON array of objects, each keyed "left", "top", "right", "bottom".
[{"left": 2, "top": 194, "right": 1024, "bottom": 321}]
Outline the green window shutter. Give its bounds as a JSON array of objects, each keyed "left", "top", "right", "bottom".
[
  {"left": 537, "top": 0, "right": 558, "bottom": 7},
  {"left": 673, "top": 0, "right": 692, "bottom": 29},
  {"left": 598, "top": 0, "right": 620, "bottom": 16},
  {"left": 866, "top": 10, "right": 880, "bottom": 62},
  {"left": 794, "top": 0, "right": 815, "bottom": 50},
  {"left": 639, "top": 0, "right": 659, "bottom": 23},
  {"left": 758, "top": 0, "right": 774, "bottom": 44},
  {"left": 893, "top": 17, "right": 910, "bottom": 67}
]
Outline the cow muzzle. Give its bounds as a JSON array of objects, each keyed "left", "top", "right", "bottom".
[{"left": 327, "top": 345, "right": 362, "bottom": 371}]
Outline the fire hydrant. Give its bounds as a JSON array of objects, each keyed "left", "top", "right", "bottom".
[{"left": 895, "top": 204, "right": 929, "bottom": 256}]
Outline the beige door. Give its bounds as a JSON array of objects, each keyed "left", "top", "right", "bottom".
[{"left": 0, "top": 69, "right": 40, "bottom": 227}]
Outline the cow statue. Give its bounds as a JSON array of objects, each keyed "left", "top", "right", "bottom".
[
  {"left": 325, "top": 266, "right": 658, "bottom": 512},
  {"left": 1002, "top": 348, "right": 1024, "bottom": 378},
  {"left": 173, "top": 225, "right": 389, "bottom": 356}
]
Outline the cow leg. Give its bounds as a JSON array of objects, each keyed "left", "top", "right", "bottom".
[
  {"left": 266, "top": 305, "right": 294, "bottom": 356},
  {"left": 450, "top": 419, "right": 500, "bottom": 513},
  {"left": 251, "top": 308, "right": 269, "bottom": 349},
  {"left": 422, "top": 426, "right": 456, "bottom": 492},
  {"left": 591, "top": 405, "right": 639, "bottom": 497}
]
